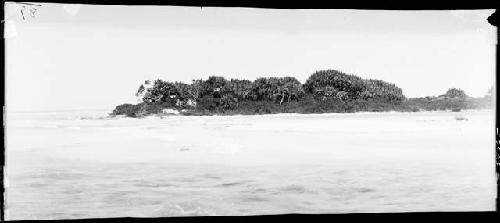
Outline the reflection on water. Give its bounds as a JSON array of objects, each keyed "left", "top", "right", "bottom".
[{"left": 5, "top": 110, "right": 496, "bottom": 219}]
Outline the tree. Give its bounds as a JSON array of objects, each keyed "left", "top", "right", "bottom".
[
  {"left": 200, "top": 76, "right": 228, "bottom": 98},
  {"left": 276, "top": 77, "right": 305, "bottom": 104},
  {"left": 305, "top": 70, "right": 366, "bottom": 99},
  {"left": 364, "top": 79, "right": 404, "bottom": 101},
  {"left": 141, "top": 79, "right": 179, "bottom": 105},
  {"left": 227, "top": 79, "right": 254, "bottom": 100},
  {"left": 136, "top": 84, "right": 145, "bottom": 97},
  {"left": 251, "top": 77, "right": 304, "bottom": 104},
  {"left": 135, "top": 80, "right": 153, "bottom": 100},
  {"left": 445, "top": 88, "right": 467, "bottom": 98},
  {"left": 173, "top": 82, "right": 197, "bottom": 108},
  {"left": 304, "top": 70, "right": 404, "bottom": 101}
]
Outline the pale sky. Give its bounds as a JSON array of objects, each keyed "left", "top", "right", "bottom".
[{"left": 4, "top": 3, "right": 497, "bottom": 111}]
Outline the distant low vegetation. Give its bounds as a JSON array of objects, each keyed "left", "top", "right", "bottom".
[{"left": 111, "top": 69, "right": 494, "bottom": 117}]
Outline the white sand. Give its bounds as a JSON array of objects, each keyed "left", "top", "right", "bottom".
[
  {"left": 6, "top": 110, "right": 495, "bottom": 165},
  {"left": 4, "top": 110, "right": 497, "bottom": 218}
]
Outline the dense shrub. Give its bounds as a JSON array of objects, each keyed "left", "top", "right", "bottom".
[
  {"left": 304, "top": 70, "right": 404, "bottom": 102},
  {"left": 304, "top": 70, "right": 365, "bottom": 99},
  {"left": 250, "top": 76, "right": 305, "bottom": 103},
  {"left": 227, "top": 79, "right": 254, "bottom": 101},
  {"left": 111, "top": 102, "right": 171, "bottom": 117},
  {"left": 199, "top": 76, "right": 228, "bottom": 98},
  {"left": 444, "top": 88, "right": 467, "bottom": 98},
  {"left": 111, "top": 103, "right": 141, "bottom": 117},
  {"left": 139, "top": 79, "right": 179, "bottom": 105},
  {"left": 196, "top": 95, "right": 220, "bottom": 112},
  {"left": 113, "top": 70, "right": 491, "bottom": 117},
  {"left": 363, "top": 79, "right": 405, "bottom": 101}
]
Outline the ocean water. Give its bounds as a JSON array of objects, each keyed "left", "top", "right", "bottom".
[{"left": 4, "top": 110, "right": 497, "bottom": 219}]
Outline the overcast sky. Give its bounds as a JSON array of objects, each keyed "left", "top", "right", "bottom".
[{"left": 4, "top": 3, "right": 496, "bottom": 111}]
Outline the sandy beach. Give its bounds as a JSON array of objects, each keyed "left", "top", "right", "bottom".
[{"left": 4, "top": 110, "right": 496, "bottom": 219}]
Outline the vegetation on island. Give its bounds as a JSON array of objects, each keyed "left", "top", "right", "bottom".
[{"left": 111, "top": 69, "right": 494, "bottom": 117}]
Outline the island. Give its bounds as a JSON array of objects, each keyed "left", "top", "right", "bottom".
[{"left": 111, "top": 69, "right": 493, "bottom": 117}]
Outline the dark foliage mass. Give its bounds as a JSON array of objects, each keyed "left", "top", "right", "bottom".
[
  {"left": 303, "top": 70, "right": 405, "bottom": 102},
  {"left": 112, "top": 69, "right": 493, "bottom": 117},
  {"left": 443, "top": 88, "right": 467, "bottom": 98}
]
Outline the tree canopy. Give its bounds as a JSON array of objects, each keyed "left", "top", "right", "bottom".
[
  {"left": 304, "top": 70, "right": 404, "bottom": 102},
  {"left": 444, "top": 88, "right": 467, "bottom": 98}
]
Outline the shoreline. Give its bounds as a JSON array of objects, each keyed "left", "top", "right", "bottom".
[
  {"left": 6, "top": 108, "right": 493, "bottom": 123},
  {"left": 108, "top": 108, "right": 494, "bottom": 119}
]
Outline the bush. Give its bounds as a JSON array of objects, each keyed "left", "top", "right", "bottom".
[
  {"left": 196, "top": 95, "right": 220, "bottom": 112},
  {"left": 445, "top": 88, "right": 467, "bottom": 98},
  {"left": 250, "top": 76, "right": 305, "bottom": 103},
  {"left": 304, "top": 70, "right": 404, "bottom": 102},
  {"left": 111, "top": 102, "right": 176, "bottom": 118},
  {"left": 111, "top": 103, "right": 142, "bottom": 117},
  {"left": 304, "top": 70, "right": 365, "bottom": 99}
]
